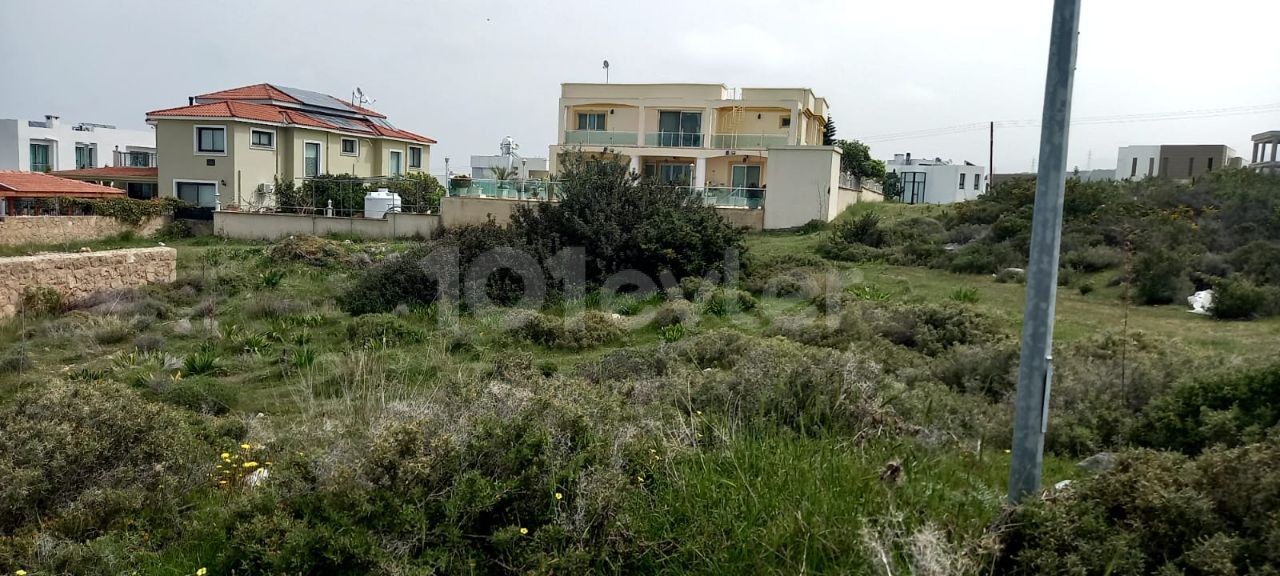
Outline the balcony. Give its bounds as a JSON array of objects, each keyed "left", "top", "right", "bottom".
[
  {"left": 29, "top": 163, "right": 50, "bottom": 173},
  {"left": 645, "top": 132, "right": 704, "bottom": 148},
  {"left": 711, "top": 134, "right": 790, "bottom": 149},
  {"left": 115, "top": 150, "right": 158, "bottom": 168},
  {"left": 678, "top": 186, "right": 765, "bottom": 209},
  {"left": 563, "top": 130, "right": 638, "bottom": 146}
]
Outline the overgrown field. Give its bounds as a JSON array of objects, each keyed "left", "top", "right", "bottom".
[{"left": 2, "top": 164, "right": 1279, "bottom": 575}]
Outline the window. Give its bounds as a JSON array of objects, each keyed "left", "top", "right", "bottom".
[
  {"left": 126, "top": 182, "right": 157, "bottom": 200},
  {"left": 1147, "top": 157, "right": 1155, "bottom": 177},
  {"left": 409, "top": 146, "right": 423, "bottom": 169},
  {"left": 974, "top": 174, "right": 981, "bottom": 190},
  {"left": 388, "top": 150, "right": 403, "bottom": 176},
  {"left": 341, "top": 138, "right": 358, "bottom": 156},
  {"left": 900, "top": 172, "right": 928, "bottom": 204},
  {"left": 250, "top": 129, "right": 274, "bottom": 148},
  {"left": 780, "top": 116, "right": 792, "bottom": 128},
  {"left": 175, "top": 181, "right": 217, "bottom": 207},
  {"left": 1206, "top": 157, "right": 1214, "bottom": 172},
  {"left": 577, "top": 112, "right": 606, "bottom": 131},
  {"left": 657, "top": 111, "right": 703, "bottom": 147},
  {"left": 303, "top": 142, "right": 322, "bottom": 177},
  {"left": 1188, "top": 158, "right": 1195, "bottom": 177},
  {"left": 959, "top": 173, "right": 966, "bottom": 189},
  {"left": 128, "top": 151, "right": 153, "bottom": 167},
  {"left": 29, "top": 142, "right": 51, "bottom": 172},
  {"left": 195, "top": 126, "right": 226, "bottom": 154},
  {"left": 1130, "top": 157, "right": 1138, "bottom": 178},
  {"left": 75, "top": 144, "right": 96, "bottom": 169},
  {"left": 656, "top": 163, "right": 693, "bottom": 186}
]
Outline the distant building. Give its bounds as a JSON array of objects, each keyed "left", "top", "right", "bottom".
[
  {"left": 471, "top": 156, "right": 549, "bottom": 180},
  {"left": 0, "top": 170, "right": 125, "bottom": 216},
  {"left": 1251, "top": 131, "right": 1279, "bottom": 175},
  {"left": 1115, "top": 144, "right": 1241, "bottom": 181},
  {"left": 885, "top": 153, "right": 986, "bottom": 205},
  {"left": 0, "top": 115, "right": 156, "bottom": 173}
]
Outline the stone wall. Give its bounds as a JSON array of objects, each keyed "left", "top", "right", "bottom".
[
  {"left": 0, "top": 247, "right": 177, "bottom": 319},
  {"left": 0, "top": 216, "right": 168, "bottom": 246}
]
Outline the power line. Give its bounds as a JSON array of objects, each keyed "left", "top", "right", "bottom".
[{"left": 861, "top": 102, "right": 1280, "bottom": 143}]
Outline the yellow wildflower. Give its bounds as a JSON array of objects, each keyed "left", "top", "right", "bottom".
[
  {"left": 265, "top": 461, "right": 273, "bottom": 466},
  {"left": 554, "top": 492, "right": 563, "bottom": 500},
  {"left": 240, "top": 443, "right": 251, "bottom": 450},
  {"left": 1004, "top": 449, "right": 1012, "bottom": 454},
  {"left": 220, "top": 452, "right": 230, "bottom": 459},
  {"left": 197, "top": 568, "right": 208, "bottom": 576},
  {"left": 18, "top": 570, "right": 29, "bottom": 576},
  {"left": 219, "top": 480, "right": 227, "bottom": 485},
  {"left": 519, "top": 527, "right": 528, "bottom": 535},
  {"left": 242, "top": 461, "right": 259, "bottom": 468}
]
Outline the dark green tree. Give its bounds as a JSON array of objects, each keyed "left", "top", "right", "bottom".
[
  {"left": 835, "top": 139, "right": 886, "bottom": 181},
  {"left": 823, "top": 115, "right": 836, "bottom": 146},
  {"left": 881, "top": 172, "right": 903, "bottom": 202}
]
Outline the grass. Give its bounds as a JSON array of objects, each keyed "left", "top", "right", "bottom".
[{"left": 0, "top": 226, "right": 1275, "bottom": 573}]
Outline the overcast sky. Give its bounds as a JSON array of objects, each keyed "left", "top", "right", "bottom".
[{"left": 3, "top": 0, "right": 1278, "bottom": 174}]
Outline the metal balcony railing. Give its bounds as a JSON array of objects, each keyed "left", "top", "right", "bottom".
[
  {"left": 711, "top": 134, "right": 790, "bottom": 149},
  {"left": 115, "top": 150, "right": 158, "bottom": 168},
  {"left": 646, "top": 132, "right": 704, "bottom": 147},
  {"left": 563, "top": 130, "right": 638, "bottom": 146}
]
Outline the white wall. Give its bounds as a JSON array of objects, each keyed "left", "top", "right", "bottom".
[
  {"left": 763, "top": 146, "right": 840, "bottom": 229},
  {"left": 0, "top": 116, "right": 155, "bottom": 171},
  {"left": 1115, "top": 145, "right": 1160, "bottom": 180},
  {"left": 886, "top": 162, "right": 986, "bottom": 205}
]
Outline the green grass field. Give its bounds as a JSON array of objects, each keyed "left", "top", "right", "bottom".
[{"left": 1, "top": 219, "right": 1276, "bottom": 574}]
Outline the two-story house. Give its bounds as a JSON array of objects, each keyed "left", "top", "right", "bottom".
[
  {"left": 549, "top": 83, "right": 853, "bottom": 229},
  {"left": 146, "top": 84, "right": 434, "bottom": 209}
]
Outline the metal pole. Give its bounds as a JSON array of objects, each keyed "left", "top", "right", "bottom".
[
  {"left": 1008, "top": 0, "right": 1082, "bottom": 504},
  {"left": 989, "top": 121, "right": 995, "bottom": 192}
]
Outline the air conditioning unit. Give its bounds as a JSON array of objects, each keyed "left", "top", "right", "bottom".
[{"left": 257, "top": 183, "right": 275, "bottom": 196}]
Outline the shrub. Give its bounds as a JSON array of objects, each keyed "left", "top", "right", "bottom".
[
  {"left": 347, "top": 313, "right": 426, "bottom": 347},
  {"left": 700, "top": 288, "right": 757, "bottom": 317},
  {"left": 0, "top": 381, "right": 212, "bottom": 537},
  {"left": 948, "top": 287, "right": 980, "bottom": 303},
  {"left": 1228, "top": 240, "right": 1280, "bottom": 285},
  {"left": 1210, "top": 274, "right": 1280, "bottom": 320},
  {"left": 154, "top": 377, "right": 236, "bottom": 415},
  {"left": 994, "top": 267, "right": 1027, "bottom": 284},
  {"left": 947, "top": 241, "right": 1022, "bottom": 275},
  {"left": 20, "top": 286, "right": 63, "bottom": 316},
  {"left": 653, "top": 299, "right": 698, "bottom": 329},
  {"left": 1132, "top": 248, "right": 1191, "bottom": 305},
  {"left": 862, "top": 302, "right": 1003, "bottom": 356},
  {"left": 658, "top": 324, "right": 686, "bottom": 343},
  {"left": 182, "top": 349, "right": 222, "bottom": 376},
  {"left": 1135, "top": 362, "right": 1280, "bottom": 454},
  {"left": 134, "top": 334, "right": 166, "bottom": 352},
  {"left": 259, "top": 268, "right": 287, "bottom": 289},
  {"left": 994, "top": 441, "right": 1280, "bottom": 575},
  {"left": 1064, "top": 245, "right": 1125, "bottom": 273},
  {"left": 830, "top": 211, "right": 886, "bottom": 248},
  {"left": 507, "top": 310, "right": 623, "bottom": 350},
  {"left": 244, "top": 296, "right": 306, "bottom": 319},
  {"left": 796, "top": 218, "right": 829, "bottom": 234},
  {"left": 152, "top": 219, "right": 193, "bottom": 241},
  {"left": 930, "top": 341, "right": 1019, "bottom": 399},
  {"left": 266, "top": 235, "right": 349, "bottom": 268},
  {"left": 0, "top": 346, "right": 33, "bottom": 372},
  {"left": 742, "top": 253, "right": 828, "bottom": 295},
  {"left": 1078, "top": 281, "right": 1096, "bottom": 296}
]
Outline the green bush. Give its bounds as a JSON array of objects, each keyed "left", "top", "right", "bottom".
[
  {"left": 347, "top": 313, "right": 426, "bottom": 347},
  {"left": 1132, "top": 248, "right": 1191, "bottom": 305},
  {"left": 947, "top": 241, "right": 1023, "bottom": 275},
  {"left": 830, "top": 211, "right": 886, "bottom": 248},
  {"left": 862, "top": 302, "right": 1003, "bottom": 356},
  {"left": 152, "top": 219, "right": 194, "bottom": 241},
  {"left": 699, "top": 288, "right": 757, "bottom": 317},
  {"left": 1211, "top": 274, "right": 1280, "bottom": 320},
  {"left": 507, "top": 310, "right": 623, "bottom": 350},
  {"left": 0, "top": 381, "right": 213, "bottom": 536},
  {"left": 652, "top": 299, "right": 697, "bottom": 329},
  {"left": 1135, "top": 362, "right": 1280, "bottom": 454},
  {"left": 1064, "top": 245, "right": 1125, "bottom": 273},
  {"left": 994, "top": 441, "right": 1280, "bottom": 575},
  {"left": 20, "top": 286, "right": 63, "bottom": 316}
]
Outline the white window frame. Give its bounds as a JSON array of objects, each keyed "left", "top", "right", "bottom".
[
  {"left": 193, "top": 124, "right": 228, "bottom": 156},
  {"left": 172, "top": 179, "right": 220, "bottom": 208},
  {"left": 408, "top": 146, "right": 423, "bottom": 169},
  {"left": 388, "top": 149, "right": 404, "bottom": 177},
  {"left": 250, "top": 128, "right": 276, "bottom": 150},
  {"left": 340, "top": 137, "right": 359, "bottom": 157},
  {"left": 303, "top": 140, "right": 324, "bottom": 178}
]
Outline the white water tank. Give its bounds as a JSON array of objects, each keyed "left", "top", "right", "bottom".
[{"left": 364, "top": 188, "right": 402, "bottom": 219}]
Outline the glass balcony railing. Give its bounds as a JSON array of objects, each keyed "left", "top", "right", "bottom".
[
  {"left": 563, "top": 130, "right": 638, "bottom": 146},
  {"left": 646, "top": 132, "right": 704, "bottom": 147},
  {"left": 711, "top": 134, "right": 791, "bottom": 149},
  {"left": 678, "top": 186, "right": 765, "bottom": 209},
  {"left": 446, "top": 178, "right": 562, "bottom": 201},
  {"left": 30, "top": 163, "right": 50, "bottom": 173}
]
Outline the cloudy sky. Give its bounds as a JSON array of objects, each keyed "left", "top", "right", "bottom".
[{"left": 3, "top": 0, "right": 1278, "bottom": 174}]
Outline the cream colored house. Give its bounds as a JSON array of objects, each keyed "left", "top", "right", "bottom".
[
  {"left": 147, "top": 84, "right": 434, "bottom": 209},
  {"left": 549, "top": 83, "right": 854, "bottom": 229}
]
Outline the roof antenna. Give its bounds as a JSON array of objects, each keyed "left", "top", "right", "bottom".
[
  {"left": 602, "top": 60, "right": 610, "bottom": 84},
  {"left": 352, "top": 87, "right": 375, "bottom": 108}
]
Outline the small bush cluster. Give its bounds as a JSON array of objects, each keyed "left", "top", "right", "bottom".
[
  {"left": 265, "top": 235, "right": 351, "bottom": 268},
  {"left": 347, "top": 313, "right": 426, "bottom": 347},
  {"left": 506, "top": 310, "right": 623, "bottom": 350}
]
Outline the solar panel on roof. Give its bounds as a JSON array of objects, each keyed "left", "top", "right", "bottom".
[
  {"left": 371, "top": 118, "right": 396, "bottom": 129},
  {"left": 324, "top": 116, "right": 374, "bottom": 132},
  {"left": 276, "top": 86, "right": 353, "bottom": 112}
]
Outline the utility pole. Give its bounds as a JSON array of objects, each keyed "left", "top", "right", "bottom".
[
  {"left": 989, "top": 121, "right": 995, "bottom": 191},
  {"left": 1008, "top": 0, "right": 1083, "bottom": 504}
]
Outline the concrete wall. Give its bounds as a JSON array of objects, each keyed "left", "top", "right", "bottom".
[
  {"left": 1116, "top": 145, "right": 1161, "bottom": 180},
  {"left": 0, "top": 247, "right": 176, "bottom": 318},
  {"left": 1159, "top": 145, "right": 1236, "bottom": 180},
  {"left": 763, "top": 146, "right": 841, "bottom": 229},
  {"left": 714, "top": 208, "right": 763, "bottom": 231},
  {"left": 439, "top": 196, "right": 548, "bottom": 229},
  {"left": 213, "top": 211, "right": 440, "bottom": 240},
  {"left": 0, "top": 216, "right": 168, "bottom": 246}
]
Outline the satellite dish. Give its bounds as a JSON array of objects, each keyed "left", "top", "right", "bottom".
[{"left": 602, "top": 60, "right": 610, "bottom": 69}]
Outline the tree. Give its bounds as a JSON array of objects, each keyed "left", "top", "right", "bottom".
[
  {"left": 823, "top": 115, "right": 837, "bottom": 146},
  {"left": 882, "top": 172, "right": 904, "bottom": 202},
  {"left": 489, "top": 165, "right": 517, "bottom": 182},
  {"left": 835, "top": 139, "right": 886, "bottom": 181}
]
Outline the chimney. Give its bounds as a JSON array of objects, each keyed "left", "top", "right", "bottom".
[
  {"left": 906, "top": 152, "right": 912, "bottom": 164},
  {"left": 45, "top": 115, "right": 60, "bottom": 129},
  {"left": 893, "top": 153, "right": 905, "bottom": 162}
]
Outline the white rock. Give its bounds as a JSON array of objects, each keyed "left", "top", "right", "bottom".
[
  {"left": 1053, "top": 479, "right": 1072, "bottom": 491},
  {"left": 243, "top": 467, "right": 270, "bottom": 488},
  {"left": 1187, "top": 289, "right": 1214, "bottom": 315}
]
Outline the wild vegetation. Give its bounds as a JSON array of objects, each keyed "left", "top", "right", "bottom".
[{"left": 1, "top": 165, "right": 1278, "bottom": 574}]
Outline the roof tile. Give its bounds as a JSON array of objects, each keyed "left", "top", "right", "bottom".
[{"left": 0, "top": 171, "right": 127, "bottom": 198}]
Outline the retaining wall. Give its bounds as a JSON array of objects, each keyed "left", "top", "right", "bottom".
[
  {"left": 0, "top": 216, "right": 168, "bottom": 246},
  {"left": 214, "top": 212, "right": 441, "bottom": 241},
  {"left": 0, "top": 247, "right": 177, "bottom": 319}
]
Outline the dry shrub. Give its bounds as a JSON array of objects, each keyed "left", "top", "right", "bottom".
[
  {"left": 266, "top": 235, "right": 351, "bottom": 267},
  {"left": 506, "top": 310, "right": 623, "bottom": 350}
]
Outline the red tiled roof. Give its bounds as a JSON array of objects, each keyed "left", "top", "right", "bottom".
[
  {"left": 51, "top": 167, "right": 158, "bottom": 180},
  {"left": 0, "top": 171, "right": 125, "bottom": 198},
  {"left": 146, "top": 101, "right": 434, "bottom": 144},
  {"left": 195, "top": 83, "right": 302, "bottom": 104}
]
